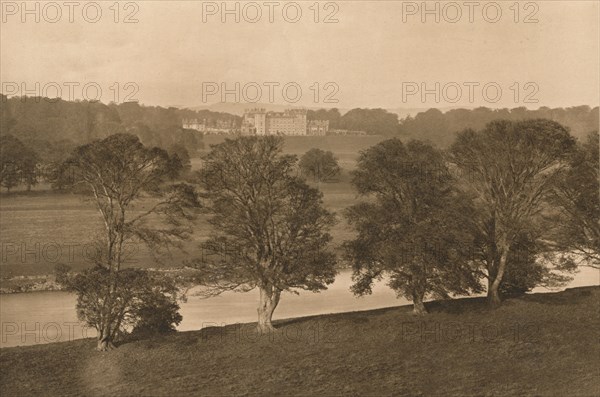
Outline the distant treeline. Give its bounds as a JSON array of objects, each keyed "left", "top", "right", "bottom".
[
  {"left": 308, "top": 106, "right": 599, "bottom": 144},
  {"left": 308, "top": 108, "right": 400, "bottom": 135},
  {"left": 1, "top": 95, "right": 597, "bottom": 150},
  {"left": 0, "top": 95, "right": 244, "bottom": 191},
  {"left": 0, "top": 94, "right": 241, "bottom": 154},
  {"left": 398, "top": 106, "right": 599, "bottom": 146}
]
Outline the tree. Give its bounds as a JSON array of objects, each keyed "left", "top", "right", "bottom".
[
  {"left": 56, "top": 265, "right": 183, "bottom": 343},
  {"left": 63, "top": 133, "right": 199, "bottom": 350},
  {"left": 473, "top": 226, "right": 572, "bottom": 297},
  {"left": 23, "top": 138, "right": 76, "bottom": 188},
  {"left": 0, "top": 161, "right": 19, "bottom": 192},
  {"left": 307, "top": 108, "right": 341, "bottom": 128},
  {"left": 299, "top": 148, "right": 341, "bottom": 182},
  {"left": 0, "top": 135, "right": 38, "bottom": 192},
  {"left": 339, "top": 108, "right": 400, "bottom": 135},
  {"left": 167, "top": 143, "right": 192, "bottom": 175},
  {"left": 345, "top": 139, "right": 482, "bottom": 314},
  {"left": 193, "top": 136, "right": 337, "bottom": 332},
  {"left": 450, "top": 119, "right": 576, "bottom": 305},
  {"left": 20, "top": 150, "right": 39, "bottom": 191},
  {"left": 550, "top": 131, "right": 600, "bottom": 268}
]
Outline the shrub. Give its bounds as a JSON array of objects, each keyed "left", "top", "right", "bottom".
[{"left": 56, "top": 264, "right": 182, "bottom": 348}]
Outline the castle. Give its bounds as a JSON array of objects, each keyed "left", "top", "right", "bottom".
[
  {"left": 182, "top": 118, "right": 236, "bottom": 134},
  {"left": 183, "top": 110, "right": 330, "bottom": 136},
  {"left": 241, "top": 108, "right": 329, "bottom": 136},
  {"left": 182, "top": 119, "right": 206, "bottom": 132}
]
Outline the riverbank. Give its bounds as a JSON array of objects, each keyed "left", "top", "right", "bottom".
[
  {"left": 1, "top": 286, "right": 598, "bottom": 396},
  {"left": 0, "top": 267, "right": 207, "bottom": 294},
  {"left": 0, "top": 275, "right": 64, "bottom": 294}
]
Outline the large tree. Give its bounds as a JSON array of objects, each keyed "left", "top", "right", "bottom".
[
  {"left": 450, "top": 119, "right": 576, "bottom": 305},
  {"left": 345, "top": 139, "right": 482, "bottom": 314},
  {"left": 194, "top": 136, "right": 337, "bottom": 332},
  {"left": 63, "top": 133, "right": 199, "bottom": 350}
]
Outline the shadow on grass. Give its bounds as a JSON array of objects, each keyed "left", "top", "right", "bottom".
[
  {"left": 116, "top": 329, "right": 180, "bottom": 349},
  {"left": 113, "top": 286, "right": 598, "bottom": 351},
  {"left": 426, "top": 296, "right": 490, "bottom": 315},
  {"left": 277, "top": 295, "right": 497, "bottom": 327}
]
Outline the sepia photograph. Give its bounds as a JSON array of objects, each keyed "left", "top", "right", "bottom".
[{"left": 0, "top": 1, "right": 599, "bottom": 396}]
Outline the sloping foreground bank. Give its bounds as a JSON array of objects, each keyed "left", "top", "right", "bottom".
[{"left": 1, "top": 287, "right": 598, "bottom": 397}]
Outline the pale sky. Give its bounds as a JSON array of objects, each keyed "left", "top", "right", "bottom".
[{"left": 1, "top": 0, "right": 598, "bottom": 109}]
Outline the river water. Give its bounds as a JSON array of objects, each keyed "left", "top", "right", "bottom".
[{"left": 1, "top": 268, "right": 598, "bottom": 348}]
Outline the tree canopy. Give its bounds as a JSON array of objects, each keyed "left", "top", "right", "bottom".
[
  {"left": 549, "top": 130, "right": 600, "bottom": 267},
  {"left": 450, "top": 119, "right": 577, "bottom": 305},
  {"left": 345, "top": 139, "right": 482, "bottom": 314},
  {"left": 193, "top": 136, "right": 337, "bottom": 331},
  {"left": 299, "top": 148, "right": 341, "bottom": 182},
  {"left": 0, "top": 134, "right": 38, "bottom": 191}
]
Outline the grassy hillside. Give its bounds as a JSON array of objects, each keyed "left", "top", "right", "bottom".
[{"left": 1, "top": 286, "right": 598, "bottom": 396}]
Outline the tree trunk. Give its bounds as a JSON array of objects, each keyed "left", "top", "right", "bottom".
[
  {"left": 257, "top": 285, "right": 281, "bottom": 332},
  {"left": 488, "top": 242, "right": 509, "bottom": 307},
  {"left": 96, "top": 338, "right": 115, "bottom": 351},
  {"left": 486, "top": 271, "right": 495, "bottom": 301},
  {"left": 412, "top": 292, "right": 427, "bottom": 315},
  {"left": 96, "top": 326, "right": 115, "bottom": 351}
]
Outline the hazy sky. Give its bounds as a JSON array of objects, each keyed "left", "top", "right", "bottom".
[{"left": 1, "top": 0, "right": 598, "bottom": 109}]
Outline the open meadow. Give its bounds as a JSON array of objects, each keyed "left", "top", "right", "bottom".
[{"left": 0, "top": 136, "right": 385, "bottom": 284}]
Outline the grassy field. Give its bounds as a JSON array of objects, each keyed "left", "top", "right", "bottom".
[
  {"left": 1, "top": 286, "right": 598, "bottom": 396},
  {"left": 201, "top": 135, "right": 386, "bottom": 161},
  {"left": 0, "top": 136, "right": 383, "bottom": 282},
  {"left": 0, "top": 190, "right": 214, "bottom": 279}
]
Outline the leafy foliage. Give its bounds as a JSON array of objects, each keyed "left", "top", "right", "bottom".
[
  {"left": 58, "top": 134, "right": 199, "bottom": 349},
  {"left": 338, "top": 108, "right": 400, "bottom": 135},
  {"left": 451, "top": 119, "right": 577, "bottom": 304},
  {"left": 64, "top": 134, "right": 199, "bottom": 264},
  {"left": 0, "top": 135, "right": 39, "bottom": 191},
  {"left": 192, "top": 136, "right": 337, "bottom": 330},
  {"left": 399, "top": 106, "right": 599, "bottom": 146},
  {"left": 0, "top": 95, "right": 229, "bottom": 150},
  {"left": 299, "top": 148, "right": 341, "bottom": 182},
  {"left": 56, "top": 265, "right": 182, "bottom": 341},
  {"left": 549, "top": 130, "right": 600, "bottom": 267},
  {"left": 499, "top": 231, "right": 572, "bottom": 296},
  {"left": 345, "top": 139, "right": 483, "bottom": 314}
]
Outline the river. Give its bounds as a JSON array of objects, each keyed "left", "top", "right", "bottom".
[{"left": 1, "top": 268, "right": 598, "bottom": 348}]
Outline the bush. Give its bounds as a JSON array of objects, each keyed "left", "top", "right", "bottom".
[
  {"left": 499, "top": 233, "right": 572, "bottom": 297},
  {"left": 56, "top": 264, "right": 182, "bottom": 347},
  {"left": 132, "top": 291, "right": 183, "bottom": 335}
]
